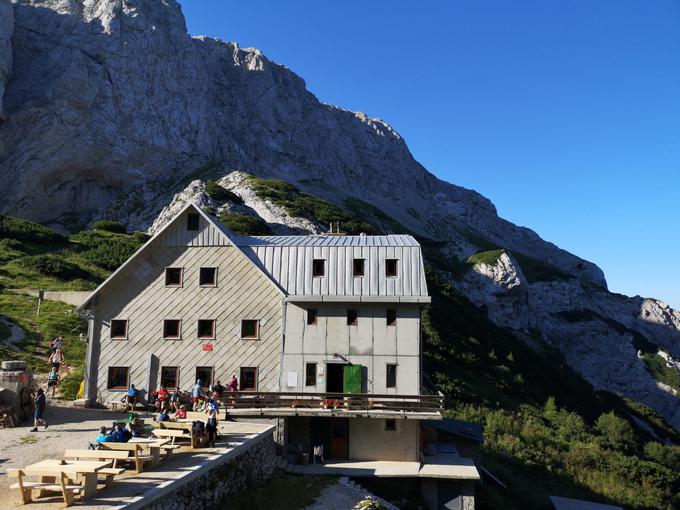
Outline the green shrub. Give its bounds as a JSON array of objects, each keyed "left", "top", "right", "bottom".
[
  {"left": 91, "top": 220, "right": 127, "bottom": 234},
  {"left": 467, "top": 249, "right": 505, "bottom": 266},
  {"left": 246, "top": 176, "right": 378, "bottom": 234},
  {"left": 0, "top": 215, "right": 66, "bottom": 244},
  {"left": 595, "top": 412, "right": 637, "bottom": 452},
  {"left": 0, "top": 238, "right": 22, "bottom": 250},
  {"left": 71, "top": 231, "right": 146, "bottom": 271},
  {"left": 60, "top": 366, "right": 84, "bottom": 400},
  {"left": 218, "top": 212, "right": 272, "bottom": 236},
  {"left": 205, "top": 180, "right": 243, "bottom": 204},
  {"left": 17, "top": 255, "right": 87, "bottom": 279}
]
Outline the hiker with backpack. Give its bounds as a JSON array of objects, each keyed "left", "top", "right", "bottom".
[{"left": 47, "top": 367, "right": 60, "bottom": 397}]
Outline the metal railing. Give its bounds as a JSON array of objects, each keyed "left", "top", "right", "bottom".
[{"left": 217, "top": 391, "right": 444, "bottom": 415}]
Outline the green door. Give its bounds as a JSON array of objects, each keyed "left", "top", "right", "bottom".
[{"left": 343, "top": 365, "right": 363, "bottom": 394}]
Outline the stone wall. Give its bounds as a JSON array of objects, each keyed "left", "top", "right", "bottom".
[{"left": 143, "top": 434, "right": 277, "bottom": 510}]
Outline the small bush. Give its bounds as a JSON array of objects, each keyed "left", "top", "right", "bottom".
[
  {"left": 205, "top": 180, "right": 243, "bottom": 204},
  {"left": 0, "top": 215, "right": 66, "bottom": 244},
  {"left": 91, "top": 220, "right": 127, "bottom": 234},
  {"left": 17, "top": 255, "right": 87, "bottom": 279},
  {"left": 218, "top": 212, "right": 272, "bottom": 236},
  {"left": 0, "top": 238, "right": 23, "bottom": 250},
  {"left": 71, "top": 230, "right": 146, "bottom": 271},
  {"left": 595, "top": 412, "right": 637, "bottom": 452}
]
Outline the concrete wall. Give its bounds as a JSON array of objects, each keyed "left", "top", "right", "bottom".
[
  {"left": 85, "top": 211, "right": 284, "bottom": 404},
  {"left": 349, "top": 418, "right": 419, "bottom": 462},
  {"left": 281, "top": 302, "right": 421, "bottom": 395}
]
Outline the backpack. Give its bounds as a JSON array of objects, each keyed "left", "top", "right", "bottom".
[{"left": 191, "top": 420, "right": 205, "bottom": 437}]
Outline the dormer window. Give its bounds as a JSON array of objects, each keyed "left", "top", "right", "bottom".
[
  {"left": 385, "top": 259, "right": 398, "bottom": 278},
  {"left": 187, "top": 213, "right": 200, "bottom": 231},
  {"left": 312, "top": 259, "right": 325, "bottom": 277},
  {"left": 353, "top": 259, "right": 365, "bottom": 277}
]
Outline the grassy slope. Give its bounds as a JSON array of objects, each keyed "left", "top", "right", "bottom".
[{"left": 0, "top": 217, "right": 146, "bottom": 398}]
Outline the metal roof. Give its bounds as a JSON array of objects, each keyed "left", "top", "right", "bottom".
[
  {"left": 421, "top": 419, "right": 484, "bottom": 443},
  {"left": 235, "top": 234, "right": 420, "bottom": 247}
]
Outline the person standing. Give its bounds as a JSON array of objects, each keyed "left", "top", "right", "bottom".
[
  {"left": 48, "top": 348, "right": 65, "bottom": 373},
  {"left": 227, "top": 375, "right": 238, "bottom": 392},
  {"left": 47, "top": 367, "right": 60, "bottom": 398},
  {"left": 192, "top": 379, "right": 204, "bottom": 411},
  {"left": 31, "top": 388, "right": 48, "bottom": 432},
  {"left": 205, "top": 407, "right": 218, "bottom": 448}
]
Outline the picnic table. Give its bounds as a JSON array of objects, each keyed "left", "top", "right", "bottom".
[
  {"left": 128, "top": 437, "right": 176, "bottom": 463},
  {"left": 22, "top": 459, "right": 111, "bottom": 500}
]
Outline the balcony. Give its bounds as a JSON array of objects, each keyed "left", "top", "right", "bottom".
[{"left": 220, "top": 391, "right": 444, "bottom": 419}]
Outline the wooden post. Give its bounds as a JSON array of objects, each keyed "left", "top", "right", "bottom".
[{"left": 36, "top": 290, "right": 44, "bottom": 318}]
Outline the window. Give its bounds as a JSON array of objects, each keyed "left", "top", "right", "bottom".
[
  {"left": 353, "top": 258, "right": 365, "bottom": 277},
  {"left": 197, "top": 319, "right": 215, "bottom": 339},
  {"left": 163, "top": 319, "right": 181, "bottom": 339},
  {"left": 312, "top": 259, "right": 325, "bottom": 277},
  {"left": 386, "top": 364, "right": 397, "bottom": 388},
  {"left": 110, "top": 319, "right": 128, "bottom": 339},
  {"left": 164, "top": 267, "right": 183, "bottom": 287},
  {"left": 385, "top": 259, "right": 398, "bottom": 277},
  {"left": 347, "top": 309, "right": 358, "bottom": 326},
  {"left": 241, "top": 319, "right": 259, "bottom": 339},
  {"left": 385, "top": 419, "right": 397, "bottom": 432},
  {"left": 187, "top": 213, "right": 200, "bottom": 231},
  {"left": 199, "top": 267, "right": 217, "bottom": 286},
  {"left": 196, "top": 367, "right": 213, "bottom": 389},
  {"left": 305, "top": 363, "right": 317, "bottom": 386},
  {"left": 240, "top": 367, "right": 258, "bottom": 391},
  {"left": 161, "top": 366, "right": 179, "bottom": 390},
  {"left": 307, "top": 309, "right": 318, "bottom": 325},
  {"left": 107, "top": 367, "right": 129, "bottom": 390},
  {"left": 386, "top": 309, "right": 397, "bottom": 326}
]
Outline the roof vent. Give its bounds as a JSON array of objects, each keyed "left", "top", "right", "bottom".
[{"left": 359, "top": 232, "right": 366, "bottom": 237}]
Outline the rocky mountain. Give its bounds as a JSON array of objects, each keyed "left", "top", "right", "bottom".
[{"left": 1, "top": 0, "right": 679, "bottom": 430}]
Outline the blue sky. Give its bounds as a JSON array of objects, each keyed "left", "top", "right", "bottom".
[{"left": 180, "top": 1, "right": 680, "bottom": 308}]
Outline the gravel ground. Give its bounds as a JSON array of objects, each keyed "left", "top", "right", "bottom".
[{"left": 0, "top": 401, "right": 128, "bottom": 495}]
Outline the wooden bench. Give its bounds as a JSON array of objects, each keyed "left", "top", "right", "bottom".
[
  {"left": 8, "top": 469, "right": 81, "bottom": 508},
  {"left": 152, "top": 428, "right": 190, "bottom": 445},
  {"left": 98, "top": 443, "right": 153, "bottom": 473},
  {"left": 63, "top": 450, "right": 128, "bottom": 486}
]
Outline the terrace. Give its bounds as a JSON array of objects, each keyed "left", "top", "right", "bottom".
[{"left": 220, "top": 391, "right": 444, "bottom": 420}]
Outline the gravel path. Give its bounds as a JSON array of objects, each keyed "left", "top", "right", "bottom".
[{"left": 0, "top": 401, "right": 125, "bottom": 494}]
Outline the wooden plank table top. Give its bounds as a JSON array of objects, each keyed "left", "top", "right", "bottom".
[
  {"left": 129, "top": 438, "right": 171, "bottom": 446},
  {"left": 24, "top": 459, "right": 112, "bottom": 475},
  {"left": 23, "top": 459, "right": 112, "bottom": 499}
]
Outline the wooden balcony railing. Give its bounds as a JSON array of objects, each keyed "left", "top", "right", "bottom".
[{"left": 217, "top": 391, "right": 444, "bottom": 415}]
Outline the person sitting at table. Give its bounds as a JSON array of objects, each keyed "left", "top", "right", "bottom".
[
  {"left": 174, "top": 404, "right": 187, "bottom": 420},
  {"left": 95, "top": 426, "right": 113, "bottom": 443},
  {"left": 152, "top": 386, "right": 169, "bottom": 412},
  {"left": 211, "top": 380, "right": 224, "bottom": 400},
  {"left": 156, "top": 408, "right": 170, "bottom": 422},
  {"left": 124, "top": 384, "right": 139, "bottom": 411},
  {"left": 128, "top": 418, "right": 143, "bottom": 438},
  {"left": 168, "top": 390, "right": 180, "bottom": 412},
  {"left": 112, "top": 423, "right": 131, "bottom": 442}
]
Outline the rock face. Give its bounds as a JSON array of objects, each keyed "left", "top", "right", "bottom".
[
  {"left": 2, "top": 0, "right": 680, "bottom": 430},
  {"left": 0, "top": 0, "right": 602, "bottom": 287},
  {"left": 0, "top": 0, "right": 12, "bottom": 117}
]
